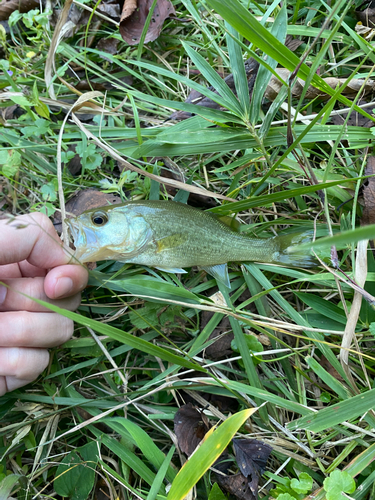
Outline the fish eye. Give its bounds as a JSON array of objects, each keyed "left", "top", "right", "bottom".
[{"left": 91, "top": 212, "right": 108, "bottom": 226}]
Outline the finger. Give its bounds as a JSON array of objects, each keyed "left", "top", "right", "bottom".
[
  {"left": 0, "top": 348, "right": 50, "bottom": 395},
  {"left": 0, "top": 213, "right": 73, "bottom": 269},
  {"left": 0, "top": 311, "right": 74, "bottom": 347},
  {"left": 18, "top": 260, "right": 47, "bottom": 278},
  {"left": 0, "top": 277, "right": 82, "bottom": 312},
  {"left": 44, "top": 264, "right": 88, "bottom": 300},
  {"left": 0, "top": 263, "right": 22, "bottom": 279}
]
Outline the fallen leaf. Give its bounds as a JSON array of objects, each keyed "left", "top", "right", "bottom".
[
  {"left": 319, "top": 355, "right": 344, "bottom": 382},
  {"left": 96, "top": 37, "right": 120, "bottom": 58},
  {"left": 331, "top": 100, "right": 373, "bottom": 128},
  {"left": 356, "top": 0, "right": 375, "bottom": 27},
  {"left": 285, "top": 35, "right": 304, "bottom": 51},
  {"left": 201, "top": 311, "right": 233, "bottom": 361},
  {"left": 160, "top": 167, "right": 217, "bottom": 208},
  {"left": 0, "top": 0, "right": 40, "bottom": 21},
  {"left": 361, "top": 156, "right": 375, "bottom": 226},
  {"left": 53, "top": 189, "right": 122, "bottom": 233},
  {"left": 120, "top": 0, "right": 138, "bottom": 21},
  {"left": 174, "top": 403, "right": 210, "bottom": 456},
  {"left": 218, "top": 473, "right": 255, "bottom": 500},
  {"left": 119, "top": 0, "right": 176, "bottom": 45},
  {"left": 98, "top": 0, "right": 121, "bottom": 19},
  {"left": 233, "top": 439, "right": 272, "bottom": 495}
]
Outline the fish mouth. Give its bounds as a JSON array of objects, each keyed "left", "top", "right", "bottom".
[{"left": 65, "top": 218, "right": 101, "bottom": 263}]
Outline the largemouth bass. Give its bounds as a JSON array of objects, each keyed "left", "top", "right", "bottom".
[{"left": 66, "top": 200, "right": 315, "bottom": 287}]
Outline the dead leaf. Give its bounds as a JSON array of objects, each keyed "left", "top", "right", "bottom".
[
  {"left": 0, "top": 0, "right": 40, "bottom": 21},
  {"left": 160, "top": 166, "right": 217, "bottom": 208},
  {"left": 120, "top": 0, "right": 138, "bottom": 20},
  {"left": 98, "top": 0, "right": 121, "bottom": 19},
  {"left": 201, "top": 311, "right": 233, "bottom": 360},
  {"left": 233, "top": 439, "right": 272, "bottom": 496},
  {"left": 96, "top": 37, "right": 120, "bottom": 58},
  {"left": 285, "top": 35, "right": 304, "bottom": 52},
  {"left": 53, "top": 189, "right": 122, "bottom": 232},
  {"left": 94, "top": 478, "right": 112, "bottom": 500},
  {"left": 265, "top": 68, "right": 375, "bottom": 101},
  {"left": 218, "top": 473, "right": 254, "bottom": 500},
  {"left": 331, "top": 100, "right": 373, "bottom": 128},
  {"left": 174, "top": 403, "right": 210, "bottom": 456},
  {"left": 356, "top": 0, "right": 375, "bottom": 27},
  {"left": 362, "top": 158, "right": 375, "bottom": 226},
  {"left": 119, "top": 0, "right": 176, "bottom": 45},
  {"left": 319, "top": 355, "right": 344, "bottom": 382}
]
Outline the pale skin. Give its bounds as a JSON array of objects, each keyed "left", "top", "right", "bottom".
[{"left": 0, "top": 212, "right": 88, "bottom": 396}]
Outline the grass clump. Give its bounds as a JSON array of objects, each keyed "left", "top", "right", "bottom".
[{"left": 1, "top": 1, "right": 375, "bottom": 499}]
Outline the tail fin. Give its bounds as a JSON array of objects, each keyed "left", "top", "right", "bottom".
[{"left": 273, "top": 231, "right": 317, "bottom": 268}]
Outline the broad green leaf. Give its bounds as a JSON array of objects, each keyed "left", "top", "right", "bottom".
[
  {"left": 167, "top": 408, "right": 256, "bottom": 500},
  {"left": 209, "top": 176, "right": 367, "bottom": 215},
  {"left": 0, "top": 474, "right": 21, "bottom": 500},
  {"left": 323, "top": 470, "right": 356, "bottom": 500},
  {"left": 111, "top": 276, "right": 202, "bottom": 304},
  {"left": 208, "top": 483, "right": 227, "bottom": 500},
  {"left": 53, "top": 442, "right": 97, "bottom": 500},
  {"left": 290, "top": 472, "right": 313, "bottom": 494}
]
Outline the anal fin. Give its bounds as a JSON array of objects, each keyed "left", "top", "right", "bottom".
[
  {"left": 201, "top": 264, "right": 230, "bottom": 288},
  {"left": 155, "top": 266, "right": 188, "bottom": 274}
]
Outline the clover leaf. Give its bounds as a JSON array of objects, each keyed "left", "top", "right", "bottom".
[
  {"left": 291, "top": 472, "right": 313, "bottom": 495},
  {"left": 323, "top": 470, "right": 355, "bottom": 500}
]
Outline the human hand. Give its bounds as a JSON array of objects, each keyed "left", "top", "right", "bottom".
[{"left": 0, "top": 212, "right": 88, "bottom": 395}]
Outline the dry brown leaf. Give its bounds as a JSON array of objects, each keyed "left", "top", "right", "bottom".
[
  {"left": 96, "top": 36, "right": 120, "bottom": 57},
  {"left": 119, "top": 0, "right": 175, "bottom": 45},
  {"left": 362, "top": 157, "right": 375, "bottom": 226},
  {"left": 214, "top": 440, "right": 272, "bottom": 500},
  {"left": 0, "top": 0, "right": 40, "bottom": 21},
  {"left": 98, "top": 0, "right": 121, "bottom": 19},
  {"left": 233, "top": 439, "right": 272, "bottom": 496},
  {"left": 120, "top": 0, "right": 138, "bottom": 21},
  {"left": 217, "top": 473, "right": 254, "bottom": 500},
  {"left": 356, "top": 0, "right": 375, "bottom": 27},
  {"left": 265, "top": 68, "right": 375, "bottom": 101},
  {"left": 174, "top": 403, "right": 210, "bottom": 456}
]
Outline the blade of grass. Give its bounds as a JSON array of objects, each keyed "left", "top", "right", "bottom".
[{"left": 167, "top": 408, "right": 256, "bottom": 500}]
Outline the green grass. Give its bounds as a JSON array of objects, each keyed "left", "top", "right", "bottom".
[{"left": 1, "top": 1, "right": 375, "bottom": 499}]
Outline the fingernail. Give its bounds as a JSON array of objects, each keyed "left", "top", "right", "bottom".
[
  {"left": 0, "top": 285, "right": 7, "bottom": 305},
  {"left": 54, "top": 277, "right": 74, "bottom": 298}
]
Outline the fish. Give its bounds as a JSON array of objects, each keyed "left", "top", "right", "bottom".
[{"left": 66, "top": 200, "right": 315, "bottom": 288}]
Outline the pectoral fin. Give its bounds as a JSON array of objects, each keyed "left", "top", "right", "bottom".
[
  {"left": 201, "top": 264, "right": 230, "bottom": 288},
  {"left": 156, "top": 266, "right": 188, "bottom": 274}
]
